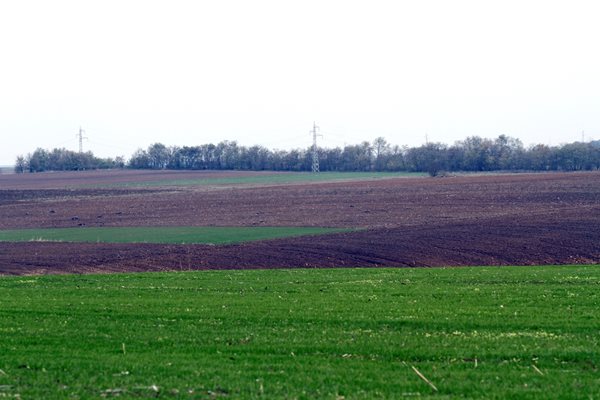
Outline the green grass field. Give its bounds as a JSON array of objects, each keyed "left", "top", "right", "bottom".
[
  {"left": 0, "top": 265, "right": 598, "bottom": 398},
  {"left": 0, "top": 226, "right": 349, "bottom": 245},
  {"left": 88, "top": 171, "right": 422, "bottom": 188}
]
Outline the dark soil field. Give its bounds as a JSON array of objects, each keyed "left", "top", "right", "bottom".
[
  {"left": 1, "top": 170, "right": 599, "bottom": 274},
  {"left": 0, "top": 169, "right": 285, "bottom": 189}
]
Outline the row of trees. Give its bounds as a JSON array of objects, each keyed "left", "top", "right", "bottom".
[
  {"left": 127, "top": 136, "right": 600, "bottom": 175},
  {"left": 402, "top": 137, "right": 600, "bottom": 176},
  {"left": 15, "top": 135, "right": 600, "bottom": 175},
  {"left": 14, "top": 148, "right": 125, "bottom": 173}
]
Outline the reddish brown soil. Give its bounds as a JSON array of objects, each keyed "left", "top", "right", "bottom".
[{"left": 0, "top": 171, "right": 598, "bottom": 274}]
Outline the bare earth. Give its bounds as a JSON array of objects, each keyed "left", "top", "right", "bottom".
[{"left": 0, "top": 170, "right": 598, "bottom": 274}]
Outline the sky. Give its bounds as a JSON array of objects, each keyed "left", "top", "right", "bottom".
[{"left": 1, "top": 0, "right": 599, "bottom": 165}]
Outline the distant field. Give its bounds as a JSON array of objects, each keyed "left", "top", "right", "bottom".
[
  {"left": 0, "top": 265, "right": 598, "bottom": 398},
  {"left": 90, "top": 171, "right": 420, "bottom": 188},
  {"left": 1, "top": 171, "right": 599, "bottom": 273},
  {"left": 0, "top": 226, "right": 349, "bottom": 244},
  {"left": 0, "top": 170, "right": 423, "bottom": 190}
]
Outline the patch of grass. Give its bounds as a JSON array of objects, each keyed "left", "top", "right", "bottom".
[
  {"left": 87, "top": 171, "right": 422, "bottom": 188},
  {"left": 0, "top": 226, "right": 349, "bottom": 245},
  {"left": 0, "top": 265, "right": 599, "bottom": 398}
]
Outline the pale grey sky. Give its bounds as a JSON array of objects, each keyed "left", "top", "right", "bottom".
[{"left": 1, "top": 0, "right": 599, "bottom": 165}]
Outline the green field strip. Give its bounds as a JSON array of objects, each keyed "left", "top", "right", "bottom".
[
  {"left": 0, "top": 226, "right": 351, "bottom": 245},
  {"left": 82, "top": 171, "right": 423, "bottom": 188},
  {"left": 0, "top": 265, "right": 599, "bottom": 398}
]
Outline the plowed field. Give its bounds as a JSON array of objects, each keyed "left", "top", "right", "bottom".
[{"left": 1, "top": 170, "right": 598, "bottom": 274}]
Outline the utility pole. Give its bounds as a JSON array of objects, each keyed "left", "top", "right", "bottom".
[
  {"left": 310, "top": 122, "right": 322, "bottom": 173},
  {"left": 582, "top": 130, "right": 585, "bottom": 143},
  {"left": 77, "top": 127, "right": 87, "bottom": 153}
]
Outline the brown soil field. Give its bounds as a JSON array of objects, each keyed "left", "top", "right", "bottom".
[
  {"left": 0, "top": 171, "right": 599, "bottom": 274},
  {"left": 0, "top": 169, "right": 284, "bottom": 190}
]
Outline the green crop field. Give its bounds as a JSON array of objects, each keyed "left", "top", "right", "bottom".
[
  {"left": 0, "top": 226, "right": 349, "bottom": 245},
  {"left": 0, "top": 265, "right": 599, "bottom": 399},
  {"left": 86, "top": 171, "right": 422, "bottom": 188}
]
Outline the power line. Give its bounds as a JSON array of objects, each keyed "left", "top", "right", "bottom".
[
  {"left": 259, "top": 134, "right": 309, "bottom": 149},
  {"left": 50, "top": 138, "right": 78, "bottom": 149},
  {"left": 87, "top": 139, "right": 131, "bottom": 153}
]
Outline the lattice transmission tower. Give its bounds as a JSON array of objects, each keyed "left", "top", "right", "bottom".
[
  {"left": 77, "top": 127, "right": 88, "bottom": 153},
  {"left": 310, "top": 122, "right": 322, "bottom": 173}
]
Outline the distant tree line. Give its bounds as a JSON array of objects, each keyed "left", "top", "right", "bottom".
[
  {"left": 126, "top": 136, "right": 600, "bottom": 175},
  {"left": 15, "top": 136, "right": 600, "bottom": 175},
  {"left": 14, "top": 148, "right": 125, "bottom": 173}
]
